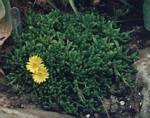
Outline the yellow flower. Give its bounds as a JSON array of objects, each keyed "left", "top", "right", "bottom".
[
  {"left": 26, "top": 56, "right": 42, "bottom": 73},
  {"left": 32, "top": 64, "right": 49, "bottom": 84},
  {"left": 26, "top": 55, "right": 49, "bottom": 84}
]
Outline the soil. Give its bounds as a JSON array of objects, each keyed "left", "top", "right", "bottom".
[
  {"left": 0, "top": 76, "right": 38, "bottom": 109},
  {"left": 0, "top": 0, "right": 150, "bottom": 118}
]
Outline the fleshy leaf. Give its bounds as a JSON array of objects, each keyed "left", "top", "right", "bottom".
[
  {"left": 143, "top": 0, "right": 150, "bottom": 31},
  {"left": 0, "top": 0, "right": 12, "bottom": 46},
  {"left": 0, "top": 0, "right": 5, "bottom": 20}
]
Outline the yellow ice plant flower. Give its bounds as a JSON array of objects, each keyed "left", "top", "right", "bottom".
[
  {"left": 32, "top": 64, "right": 49, "bottom": 84},
  {"left": 26, "top": 56, "right": 42, "bottom": 73},
  {"left": 26, "top": 55, "right": 49, "bottom": 84}
]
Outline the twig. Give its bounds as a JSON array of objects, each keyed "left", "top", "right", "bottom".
[{"left": 99, "top": 96, "right": 111, "bottom": 118}]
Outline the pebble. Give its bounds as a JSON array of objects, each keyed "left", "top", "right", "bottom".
[
  {"left": 120, "top": 101, "right": 125, "bottom": 106},
  {"left": 138, "top": 92, "right": 141, "bottom": 96},
  {"left": 147, "top": 54, "right": 150, "bottom": 58},
  {"left": 86, "top": 114, "right": 90, "bottom": 118},
  {"left": 140, "top": 102, "right": 142, "bottom": 106}
]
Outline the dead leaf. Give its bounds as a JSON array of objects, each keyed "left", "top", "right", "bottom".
[
  {"left": 104, "top": 99, "right": 111, "bottom": 110},
  {"left": 93, "top": 0, "right": 101, "bottom": 5},
  {"left": 0, "top": 1, "right": 12, "bottom": 46},
  {"left": 0, "top": 68, "right": 5, "bottom": 78},
  {"left": 0, "top": 21, "right": 12, "bottom": 46}
]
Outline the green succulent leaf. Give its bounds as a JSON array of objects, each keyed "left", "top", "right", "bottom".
[
  {"left": 0, "top": 0, "right": 5, "bottom": 20},
  {"left": 143, "top": 0, "right": 150, "bottom": 31},
  {"left": 69, "top": 0, "right": 78, "bottom": 15},
  {"left": 0, "top": 0, "right": 12, "bottom": 45}
]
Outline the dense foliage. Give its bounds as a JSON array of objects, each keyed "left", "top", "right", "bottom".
[{"left": 4, "top": 10, "right": 138, "bottom": 114}]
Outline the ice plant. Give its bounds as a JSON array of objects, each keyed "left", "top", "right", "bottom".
[{"left": 26, "top": 56, "right": 49, "bottom": 84}]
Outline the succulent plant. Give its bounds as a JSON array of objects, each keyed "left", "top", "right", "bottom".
[
  {"left": 0, "top": 0, "right": 12, "bottom": 46},
  {"left": 0, "top": 0, "right": 5, "bottom": 20}
]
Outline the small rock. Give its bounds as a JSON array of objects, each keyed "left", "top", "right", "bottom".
[
  {"left": 110, "top": 95, "right": 118, "bottom": 104},
  {"left": 147, "top": 54, "right": 150, "bottom": 58},
  {"left": 138, "top": 92, "right": 141, "bottom": 96},
  {"left": 120, "top": 101, "right": 125, "bottom": 106},
  {"left": 0, "top": 107, "right": 75, "bottom": 118},
  {"left": 140, "top": 102, "right": 142, "bottom": 106},
  {"left": 85, "top": 114, "right": 90, "bottom": 118}
]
